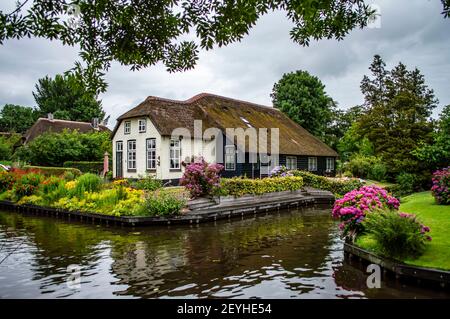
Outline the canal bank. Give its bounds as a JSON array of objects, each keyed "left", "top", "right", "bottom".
[
  {"left": 344, "top": 243, "right": 450, "bottom": 289},
  {"left": 0, "top": 188, "right": 334, "bottom": 227}
]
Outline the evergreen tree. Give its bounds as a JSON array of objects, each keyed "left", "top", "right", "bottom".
[{"left": 357, "top": 55, "right": 437, "bottom": 178}]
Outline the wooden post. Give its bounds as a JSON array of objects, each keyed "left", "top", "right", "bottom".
[{"left": 103, "top": 151, "right": 109, "bottom": 177}]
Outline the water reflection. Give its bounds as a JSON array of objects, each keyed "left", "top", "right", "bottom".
[{"left": 0, "top": 208, "right": 448, "bottom": 299}]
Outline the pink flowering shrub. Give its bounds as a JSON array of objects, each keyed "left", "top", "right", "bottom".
[
  {"left": 332, "top": 185, "right": 400, "bottom": 236},
  {"left": 431, "top": 167, "right": 449, "bottom": 205},
  {"left": 180, "top": 157, "right": 224, "bottom": 199}
]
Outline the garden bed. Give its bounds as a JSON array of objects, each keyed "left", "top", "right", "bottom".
[
  {"left": 0, "top": 188, "right": 334, "bottom": 227},
  {"left": 355, "top": 192, "right": 450, "bottom": 271}
]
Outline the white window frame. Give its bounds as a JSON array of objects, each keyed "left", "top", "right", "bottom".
[
  {"left": 146, "top": 138, "right": 156, "bottom": 170},
  {"left": 326, "top": 157, "right": 335, "bottom": 172},
  {"left": 225, "top": 145, "right": 236, "bottom": 171},
  {"left": 308, "top": 157, "right": 317, "bottom": 171},
  {"left": 127, "top": 140, "right": 136, "bottom": 170},
  {"left": 169, "top": 139, "right": 181, "bottom": 170},
  {"left": 116, "top": 141, "right": 123, "bottom": 152},
  {"left": 286, "top": 156, "right": 297, "bottom": 170},
  {"left": 138, "top": 118, "right": 146, "bottom": 133},
  {"left": 124, "top": 121, "right": 131, "bottom": 134}
]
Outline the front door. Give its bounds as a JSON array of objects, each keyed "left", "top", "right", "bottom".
[
  {"left": 116, "top": 141, "right": 123, "bottom": 178},
  {"left": 259, "top": 154, "right": 270, "bottom": 178}
]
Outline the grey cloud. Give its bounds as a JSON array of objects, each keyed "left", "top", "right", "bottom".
[{"left": 0, "top": 0, "right": 449, "bottom": 127}]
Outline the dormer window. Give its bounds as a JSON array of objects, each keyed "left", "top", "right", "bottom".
[
  {"left": 124, "top": 121, "right": 131, "bottom": 134},
  {"left": 138, "top": 118, "right": 146, "bottom": 133}
]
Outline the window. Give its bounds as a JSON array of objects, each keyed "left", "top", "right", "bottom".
[
  {"left": 169, "top": 139, "right": 181, "bottom": 170},
  {"left": 146, "top": 138, "right": 156, "bottom": 170},
  {"left": 124, "top": 121, "right": 131, "bottom": 134},
  {"left": 127, "top": 140, "right": 136, "bottom": 170},
  {"left": 326, "top": 157, "right": 335, "bottom": 172},
  {"left": 225, "top": 145, "right": 236, "bottom": 170},
  {"left": 308, "top": 157, "right": 317, "bottom": 171},
  {"left": 286, "top": 156, "right": 297, "bottom": 170},
  {"left": 138, "top": 118, "right": 146, "bottom": 133},
  {"left": 116, "top": 141, "right": 123, "bottom": 152}
]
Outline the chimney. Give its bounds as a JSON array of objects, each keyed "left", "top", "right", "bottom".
[
  {"left": 47, "top": 113, "right": 54, "bottom": 121},
  {"left": 92, "top": 117, "right": 99, "bottom": 129}
]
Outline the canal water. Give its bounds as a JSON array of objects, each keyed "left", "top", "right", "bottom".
[{"left": 0, "top": 208, "right": 449, "bottom": 299}]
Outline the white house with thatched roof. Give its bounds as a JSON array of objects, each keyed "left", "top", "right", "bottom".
[{"left": 111, "top": 93, "right": 338, "bottom": 183}]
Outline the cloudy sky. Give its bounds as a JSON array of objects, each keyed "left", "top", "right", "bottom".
[{"left": 0, "top": 0, "right": 449, "bottom": 128}]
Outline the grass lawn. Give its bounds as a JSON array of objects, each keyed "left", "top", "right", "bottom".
[
  {"left": 356, "top": 191, "right": 450, "bottom": 270},
  {"left": 0, "top": 161, "right": 12, "bottom": 166},
  {"left": 364, "top": 179, "right": 396, "bottom": 188}
]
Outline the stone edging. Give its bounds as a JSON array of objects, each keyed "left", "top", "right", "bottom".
[
  {"left": 0, "top": 189, "right": 334, "bottom": 227},
  {"left": 344, "top": 242, "right": 450, "bottom": 288}
]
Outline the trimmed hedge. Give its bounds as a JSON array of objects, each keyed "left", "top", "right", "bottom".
[
  {"left": 220, "top": 176, "right": 304, "bottom": 197},
  {"left": 23, "top": 165, "right": 82, "bottom": 177},
  {"left": 291, "top": 170, "right": 363, "bottom": 196},
  {"left": 63, "top": 161, "right": 104, "bottom": 174}
]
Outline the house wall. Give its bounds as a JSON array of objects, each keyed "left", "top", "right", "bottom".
[
  {"left": 112, "top": 117, "right": 216, "bottom": 181},
  {"left": 279, "top": 154, "right": 336, "bottom": 176},
  {"left": 112, "top": 119, "right": 337, "bottom": 180},
  {"left": 219, "top": 154, "right": 336, "bottom": 178}
]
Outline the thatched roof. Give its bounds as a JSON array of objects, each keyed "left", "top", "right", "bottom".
[
  {"left": 113, "top": 93, "right": 338, "bottom": 157},
  {"left": 24, "top": 118, "right": 111, "bottom": 143}
]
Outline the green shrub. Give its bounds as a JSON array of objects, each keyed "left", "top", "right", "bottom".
[
  {"left": 0, "top": 137, "right": 12, "bottom": 161},
  {"left": 104, "top": 171, "right": 113, "bottom": 182},
  {"left": 139, "top": 192, "right": 185, "bottom": 216},
  {"left": 23, "top": 165, "right": 81, "bottom": 177},
  {"left": 396, "top": 172, "right": 417, "bottom": 195},
  {"left": 368, "top": 162, "right": 387, "bottom": 181},
  {"left": 73, "top": 173, "right": 102, "bottom": 196},
  {"left": 0, "top": 134, "right": 21, "bottom": 161},
  {"left": 13, "top": 130, "right": 111, "bottom": 167},
  {"left": 42, "top": 182, "right": 69, "bottom": 205},
  {"left": 13, "top": 173, "right": 44, "bottom": 198},
  {"left": 220, "top": 176, "right": 304, "bottom": 197},
  {"left": 345, "top": 155, "right": 387, "bottom": 180},
  {"left": 0, "top": 171, "right": 16, "bottom": 193},
  {"left": 63, "top": 161, "right": 104, "bottom": 174},
  {"left": 291, "top": 170, "right": 363, "bottom": 196},
  {"left": 363, "top": 210, "right": 432, "bottom": 259},
  {"left": 135, "top": 174, "right": 163, "bottom": 191},
  {"left": 40, "top": 176, "right": 64, "bottom": 194},
  {"left": 343, "top": 171, "right": 353, "bottom": 178},
  {"left": 62, "top": 170, "right": 76, "bottom": 181}
]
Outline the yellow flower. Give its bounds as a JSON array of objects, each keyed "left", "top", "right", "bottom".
[
  {"left": 65, "top": 181, "right": 77, "bottom": 190},
  {"left": 113, "top": 179, "right": 129, "bottom": 187}
]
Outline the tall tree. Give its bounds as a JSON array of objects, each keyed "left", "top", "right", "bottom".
[
  {"left": 0, "top": 104, "right": 39, "bottom": 133},
  {"left": 413, "top": 104, "right": 450, "bottom": 168},
  {"left": 1, "top": 1, "right": 381, "bottom": 93},
  {"left": 327, "top": 105, "right": 365, "bottom": 150},
  {"left": 271, "top": 70, "right": 336, "bottom": 141},
  {"left": 33, "top": 74, "right": 105, "bottom": 122},
  {"left": 357, "top": 55, "right": 437, "bottom": 177}
]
